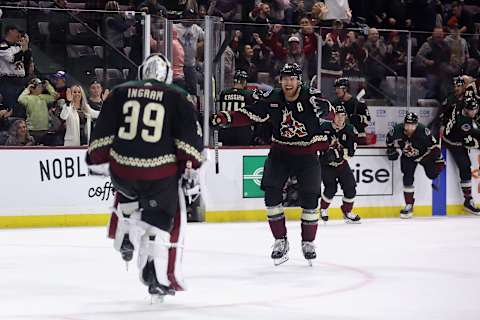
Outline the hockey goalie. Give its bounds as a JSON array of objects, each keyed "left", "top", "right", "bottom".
[{"left": 86, "top": 53, "right": 204, "bottom": 299}]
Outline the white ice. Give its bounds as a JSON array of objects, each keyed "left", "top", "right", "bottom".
[{"left": 1, "top": 216, "right": 480, "bottom": 320}]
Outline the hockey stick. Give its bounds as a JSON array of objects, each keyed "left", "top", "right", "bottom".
[
  {"left": 309, "top": 74, "right": 317, "bottom": 89},
  {"left": 212, "top": 76, "right": 220, "bottom": 174}
]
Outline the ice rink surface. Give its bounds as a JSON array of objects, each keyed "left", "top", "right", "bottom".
[{"left": 1, "top": 216, "right": 480, "bottom": 320}]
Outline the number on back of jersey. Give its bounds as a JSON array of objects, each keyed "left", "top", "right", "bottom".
[{"left": 118, "top": 100, "right": 166, "bottom": 143}]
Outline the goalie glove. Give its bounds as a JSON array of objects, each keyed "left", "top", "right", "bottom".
[{"left": 387, "top": 147, "right": 399, "bottom": 161}]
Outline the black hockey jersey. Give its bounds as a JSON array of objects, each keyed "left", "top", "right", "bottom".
[
  {"left": 319, "top": 121, "right": 358, "bottom": 167},
  {"left": 386, "top": 123, "right": 439, "bottom": 162},
  {"left": 87, "top": 80, "right": 204, "bottom": 180},
  {"left": 227, "top": 86, "right": 334, "bottom": 154},
  {"left": 444, "top": 108, "right": 480, "bottom": 149},
  {"left": 216, "top": 87, "right": 257, "bottom": 112},
  {"left": 439, "top": 94, "right": 464, "bottom": 128},
  {"left": 331, "top": 96, "right": 370, "bottom": 136}
]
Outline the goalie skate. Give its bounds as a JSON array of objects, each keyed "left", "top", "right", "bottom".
[
  {"left": 271, "top": 238, "right": 289, "bottom": 266},
  {"left": 120, "top": 234, "right": 134, "bottom": 262}
]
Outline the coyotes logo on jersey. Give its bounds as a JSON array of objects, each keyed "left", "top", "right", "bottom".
[
  {"left": 280, "top": 110, "right": 308, "bottom": 138},
  {"left": 403, "top": 142, "right": 420, "bottom": 158}
]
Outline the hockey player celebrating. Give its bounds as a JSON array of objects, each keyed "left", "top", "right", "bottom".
[
  {"left": 211, "top": 63, "right": 333, "bottom": 265},
  {"left": 216, "top": 70, "right": 258, "bottom": 145},
  {"left": 319, "top": 104, "right": 361, "bottom": 224},
  {"left": 443, "top": 96, "right": 480, "bottom": 215},
  {"left": 86, "top": 53, "right": 204, "bottom": 298},
  {"left": 386, "top": 112, "right": 445, "bottom": 218},
  {"left": 332, "top": 77, "right": 371, "bottom": 144},
  {"left": 438, "top": 76, "right": 467, "bottom": 138}
]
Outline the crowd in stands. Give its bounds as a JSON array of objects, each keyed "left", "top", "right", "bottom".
[{"left": 0, "top": 0, "right": 479, "bottom": 146}]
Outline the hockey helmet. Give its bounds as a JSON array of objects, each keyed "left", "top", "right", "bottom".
[
  {"left": 452, "top": 76, "right": 465, "bottom": 87},
  {"left": 463, "top": 96, "right": 479, "bottom": 111},
  {"left": 334, "top": 103, "right": 347, "bottom": 115},
  {"left": 280, "top": 63, "right": 302, "bottom": 81},
  {"left": 404, "top": 111, "right": 418, "bottom": 124},
  {"left": 334, "top": 77, "right": 349, "bottom": 89},
  {"left": 138, "top": 53, "right": 173, "bottom": 84},
  {"left": 234, "top": 70, "right": 249, "bottom": 83}
]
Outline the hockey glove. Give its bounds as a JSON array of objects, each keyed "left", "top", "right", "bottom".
[
  {"left": 434, "top": 159, "right": 445, "bottom": 176},
  {"left": 387, "top": 147, "right": 399, "bottom": 161},
  {"left": 321, "top": 149, "right": 340, "bottom": 164},
  {"left": 210, "top": 111, "right": 231, "bottom": 128},
  {"left": 88, "top": 163, "right": 110, "bottom": 177}
]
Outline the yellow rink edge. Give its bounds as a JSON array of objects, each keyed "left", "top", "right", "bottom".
[{"left": 0, "top": 205, "right": 470, "bottom": 228}]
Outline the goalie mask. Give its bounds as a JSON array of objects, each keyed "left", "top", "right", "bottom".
[{"left": 138, "top": 53, "right": 173, "bottom": 84}]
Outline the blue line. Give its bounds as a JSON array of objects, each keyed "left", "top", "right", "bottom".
[{"left": 432, "top": 147, "right": 447, "bottom": 216}]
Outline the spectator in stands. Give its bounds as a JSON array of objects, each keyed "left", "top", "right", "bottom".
[
  {"left": 0, "top": 26, "right": 31, "bottom": 111},
  {"left": 310, "top": 1, "right": 329, "bottom": 26},
  {"left": 137, "top": 0, "right": 167, "bottom": 16},
  {"left": 263, "top": 0, "right": 291, "bottom": 23},
  {"left": 296, "top": 17, "right": 318, "bottom": 79},
  {"left": 87, "top": 80, "right": 109, "bottom": 111},
  {"left": 449, "top": 1, "right": 478, "bottom": 59},
  {"left": 284, "top": 0, "right": 305, "bottom": 25},
  {"left": 60, "top": 85, "right": 99, "bottom": 146},
  {"left": 248, "top": 2, "right": 272, "bottom": 39},
  {"left": 323, "top": 0, "right": 351, "bottom": 24},
  {"left": 5, "top": 119, "right": 35, "bottom": 146},
  {"left": 264, "top": 25, "right": 311, "bottom": 79},
  {"left": 322, "top": 19, "right": 345, "bottom": 72},
  {"left": 416, "top": 27, "right": 453, "bottom": 102},
  {"left": 17, "top": 78, "right": 57, "bottom": 145},
  {"left": 170, "top": 28, "right": 187, "bottom": 90},
  {"left": 207, "top": 0, "right": 242, "bottom": 22},
  {"left": 445, "top": 19, "right": 470, "bottom": 76},
  {"left": 104, "top": 1, "right": 136, "bottom": 69},
  {"left": 175, "top": 9, "right": 205, "bottom": 95},
  {"left": 236, "top": 43, "right": 259, "bottom": 83},
  {"left": 50, "top": 71, "right": 68, "bottom": 100},
  {"left": 0, "top": 94, "right": 13, "bottom": 133},
  {"left": 386, "top": 31, "right": 407, "bottom": 76},
  {"left": 341, "top": 31, "right": 367, "bottom": 76},
  {"left": 223, "top": 32, "right": 236, "bottom": 88},
  {"left": 363, "top": 28, "right": 387, "bottom": 98}
]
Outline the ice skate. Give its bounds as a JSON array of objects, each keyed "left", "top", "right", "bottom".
[
  {"left": 400, "top": 204, "right": 413, "bottom": 219},
  {"left": 271, "top": 238, "right": 289, "bottom": 266},
  {"left": 464, "top": 199, "right": 480, "bottom": 216},
  {"left": 344, "top": 212, "right": 361, "bottom": 224},
  {"left": 301, "top": 241, "right": 316, "bottom": 266},
  {"left": 320, "top": 209, "right": 329, "bottom": 223},
  {"left": 120, "top": 234, "right": 134, "bottom": 262}
]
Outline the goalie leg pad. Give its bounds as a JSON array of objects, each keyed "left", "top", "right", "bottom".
[
  {"left": 113, "top": 200, "right": 142, "bottom": 253},
  {"left": 138, "top": 227, "right": 171, "bottom": 288}
]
